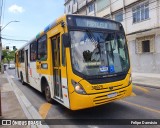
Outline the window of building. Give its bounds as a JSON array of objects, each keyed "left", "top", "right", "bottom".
[
  {"left": 30, "top": 41, "right": 37, "bottom": 61},
  {"left": 21, "top": 49, "right": 24, "bottom": 62},
  {"left": 136, "top": 35, "right": 155, "bottom": 54},
  {"left": 115, "top": 11, "right": 123, "bottom": 22},
  {"left": 142, "top": 40, "right": 150, "bottom": 52},
  {"left": 132, "top": 2, "right": 149, "bottom": 23},
  {"left": 97, "top": 0, "right": 110, "bottom": 12},
  {"left": 38, "top": 35, "right": 47, "bottom": 61},
  {"left": 88, "top": 3, "right": 95, "bottom": 13}
]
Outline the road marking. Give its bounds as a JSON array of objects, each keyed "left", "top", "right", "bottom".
[
  {"left": 121, "top": 100, "right": 160, "bottom": 114},
  {"left": 39, "top": 103, "right": 52, "bottom": 119},
  {"left": 88, "top": 125, "right": 99, "bottom": 128},
  {"left": 133, "top": 85, "right": 149, "bottom": 93},
  {"left": 131, "top": 92, "right": 136, "bottom": 96},
  {"left": 10, "top": 75, "right": 15, "bottom": 78}
]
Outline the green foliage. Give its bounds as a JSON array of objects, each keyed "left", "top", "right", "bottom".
[{"left": 2, "top": 49, "right": 15, "bottom": 63}]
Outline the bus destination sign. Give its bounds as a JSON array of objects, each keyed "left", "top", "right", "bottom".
[{"left": 75, "top": 18, "right": 120, "bottom": 30}]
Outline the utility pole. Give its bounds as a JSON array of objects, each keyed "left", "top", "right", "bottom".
[
  {"left": 0, "top": 27, "right": 1, "bottom": 62},
  {"left": 0, "top": 25, "right": 4, "bottom": 73}
]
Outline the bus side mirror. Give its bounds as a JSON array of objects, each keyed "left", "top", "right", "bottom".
[{"left": 62, "top": 33, "right": 70, "bottom": 47}]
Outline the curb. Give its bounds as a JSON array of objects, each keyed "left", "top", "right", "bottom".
[
  {"left": 5, "top": 72, "right": 50, "bottom": 128},
  {"left": 133, "top": 82, "right": 160, "bottom": 89}
]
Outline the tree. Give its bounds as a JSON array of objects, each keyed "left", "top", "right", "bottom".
[{"left": 2, "top": 49, "right": 15, "bottom": 63}]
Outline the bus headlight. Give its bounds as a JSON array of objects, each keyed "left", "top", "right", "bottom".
[
  {"left": 71, "top": 80, "right": 86, "bottom": 95},
  {"left": 128, "top": 75, "right": 132, "bottom": 85}
]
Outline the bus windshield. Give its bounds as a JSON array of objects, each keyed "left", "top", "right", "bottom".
[{"left": 70, "top": 30, "right": 129, "bottom": 77}]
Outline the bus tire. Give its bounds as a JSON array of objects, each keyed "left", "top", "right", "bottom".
[
  {"left": 44, "top": 84, "right": 52, "bottom": 103},
  {"left": 20, "top": 72, "right": 25, "bottom": 85}
]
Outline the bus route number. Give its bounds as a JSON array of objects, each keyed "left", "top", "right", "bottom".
[
  {"left": 92, "top": 85, "right": 103, "bottom": 90},
  {"left": 37, "top": 65, "right": 41, "bottom": 69}
]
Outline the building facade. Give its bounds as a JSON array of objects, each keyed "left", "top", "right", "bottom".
[{"left": 64, "top": 0, "right": 160, "bottom": 73}]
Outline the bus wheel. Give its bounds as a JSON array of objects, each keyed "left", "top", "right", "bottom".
[
  {"left": 45, "top": 85, "right": 52, "bottom": 103},
  {"left": 20, "top": 73, "right": 25, "bottom": 85}
]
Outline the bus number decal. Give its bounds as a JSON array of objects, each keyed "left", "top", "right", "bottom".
[
  {"left": 92, "top": 85, "right": 103, "bottom": 90},
  {"left": 37, "top": 65, "right": 41, "bottom": 70}
]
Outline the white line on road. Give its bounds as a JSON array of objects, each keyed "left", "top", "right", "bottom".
[
  {"left": 121, "top": 100, "right": 160, "bottom": 114},
  {"left": 10, "top": 75, "right": 15, "bottom": 79}
]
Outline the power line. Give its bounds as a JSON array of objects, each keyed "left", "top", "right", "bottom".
[
  {"left": 2, "top": 34, "right": 31, "bottom": 39},
  {"left": 1, "top": 37, "right": 29, "bottom": 42}
]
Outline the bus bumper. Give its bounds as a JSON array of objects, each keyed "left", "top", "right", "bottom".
[{"left": 69, "top": 84, "right": 132, "bottom": 110}]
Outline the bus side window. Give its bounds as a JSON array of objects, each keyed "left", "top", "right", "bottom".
[
  {"left": 30, "top": 41, "right": 37, "bottom": 61},
  {"left": 21, "top": 49, "right": 24, "bottom": 62},
  {"left": 15, "top": 54, "right": 16, "bottom": 63},
  {"left": 37, "top": 35, "right": 47, "bottom": 61},
  {"left": 18, "top": 51, "right": 21, "bottom": 63}
]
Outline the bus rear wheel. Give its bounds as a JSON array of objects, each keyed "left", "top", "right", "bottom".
[{"left": 44, "top": 85, "right": 52, "bottom": 103}]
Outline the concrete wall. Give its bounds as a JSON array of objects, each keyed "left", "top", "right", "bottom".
[
  {"left": 111, "top": 0, "right": 123, "bottom": 12},
  {"left": 128, "top": 34, "right": 160, "bottom": 73},
  {"left": 125, "top": 0, "right": 139, "bottom": 6},
  {"left": 96, "top": 7, "right": 110, "bottom": 17}
]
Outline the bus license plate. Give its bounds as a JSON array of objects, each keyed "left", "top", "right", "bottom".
[{"left": 107, "top": 92, "right": 117, "bottom": 98}]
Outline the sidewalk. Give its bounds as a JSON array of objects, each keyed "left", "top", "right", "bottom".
[
  {"left": 0, "top": 72, "right": 49, "bottom": 128},
  {"left": 0, "top": 73, "right": 29, "bottom": 128},
  {"left": 132, "top": 72, "right": 160, "bottom": 89}
]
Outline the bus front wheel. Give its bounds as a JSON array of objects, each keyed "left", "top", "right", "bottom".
[{"left": 44, "top": 85, "right": 52, "bottom": 103}]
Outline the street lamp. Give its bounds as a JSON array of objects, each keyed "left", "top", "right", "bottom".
[
  {"left": 1, "top": 20, "right": 19, "bottom": 31},
  {"left": 0, "top": 20, "right": 20, "bottom": 73}
]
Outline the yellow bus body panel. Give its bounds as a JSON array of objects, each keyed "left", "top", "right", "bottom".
[
  {"left": 69, "top": 84, "right": 132, "bottom": 110},
  {"left": 68, "top": 69, "right": 132, "bottom": 110}
]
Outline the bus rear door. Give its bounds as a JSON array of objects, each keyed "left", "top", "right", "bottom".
[{"left": 25, "top": 49, "right": 29, "bottom": 83}]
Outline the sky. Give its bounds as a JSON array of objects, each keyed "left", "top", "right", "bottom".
[{"left": 1, "top": 0, "right": 64, "bottom": 50}]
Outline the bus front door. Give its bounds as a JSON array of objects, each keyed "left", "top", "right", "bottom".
[{"left": 51, "top": 35, "right": 63, "bottom": 101}]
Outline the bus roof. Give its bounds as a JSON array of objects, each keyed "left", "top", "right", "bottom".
[{"left": 17, "top": 14, "right": 122, "bottom": 51}]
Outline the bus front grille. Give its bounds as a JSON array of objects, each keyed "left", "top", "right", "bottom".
[{"left": 93, "top": 90, "right": 126, "bottom": 105}]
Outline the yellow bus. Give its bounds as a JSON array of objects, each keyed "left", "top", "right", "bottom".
[{"left": 15, "top": 14, "right": 132, "bottom": 110}]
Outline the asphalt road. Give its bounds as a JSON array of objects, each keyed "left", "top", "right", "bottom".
[{"left": 7, "top": 69, "right": 160, "bottom": 128}]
